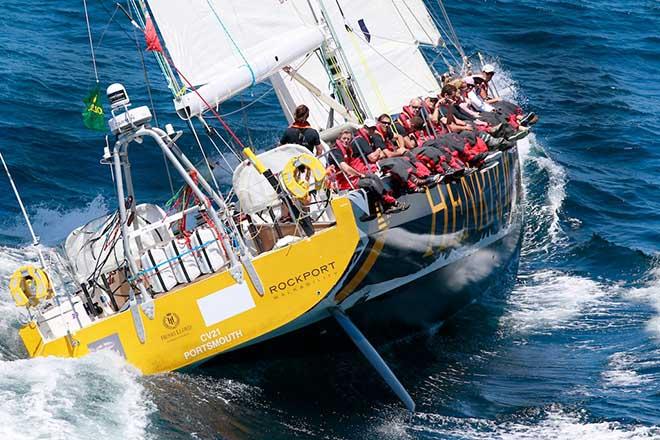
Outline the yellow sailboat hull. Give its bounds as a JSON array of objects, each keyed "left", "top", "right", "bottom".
[{"left": 19, "top": 197, "right": 359, "bottom": 374}]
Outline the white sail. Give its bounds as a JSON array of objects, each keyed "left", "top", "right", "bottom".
[
  {"left": 270, "top": 0, "right": 442, "bottom": 126},
  {"left": 146, "top": 0, "right": 325, "bottom": 117},
  {"left": 270, "top": 55, "right": 344, "bottom": 128},
  {"left": 390, "top": 0, "right": 442, "bottom": 46}
]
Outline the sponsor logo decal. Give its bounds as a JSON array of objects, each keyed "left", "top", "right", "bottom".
[
  {"left": 160, "top": 312, "right": 192, "bottom": 343},
  {"left": 162, "top": 312, "right": 180, "bottom": 329},
  {"left": 268, "top": 261, "right": 337, "bottom": 297}
]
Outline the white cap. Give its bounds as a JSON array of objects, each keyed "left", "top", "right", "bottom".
[
  {"left": 363, "top": 118, "right": 377, "bottom": 128},
  {"left": 463, "top": 76, "right": 475, "bottom": 86},
  {"left": 482, "top": 64, "right": 496, "bottom": 74}
]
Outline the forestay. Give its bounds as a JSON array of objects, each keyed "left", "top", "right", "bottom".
[{"left": 146, "top": 0, "right": 325, "bottom": 118}]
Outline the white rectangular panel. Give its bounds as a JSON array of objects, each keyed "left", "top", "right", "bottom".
[{"left": 196, "top": 283, "right": 256, "bottom": 327}]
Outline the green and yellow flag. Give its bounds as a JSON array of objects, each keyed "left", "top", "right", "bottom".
[{"left": 82, "top": 85, "right": 106, "bottom": 131}]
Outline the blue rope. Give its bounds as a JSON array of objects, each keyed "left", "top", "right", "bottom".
[
  {"left": 130, "top": 239, "right": 218, "bottom": 281},
  {"left": 206, "top": 1, "right": 256, "bottom": 87}
]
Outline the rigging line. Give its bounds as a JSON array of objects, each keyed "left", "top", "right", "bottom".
[
  {"left": 0, "top": 150, "right": 46, "bottom": 268},
  {"left": 388, "top": 0, "right": 417, "bottom": 42},
  {"left": 424, "top": 4, "right": 462, "bottom": 60},
  {"left": 213, "top": 129, "right": 243, "bottom": 163},
  {"left": 133, "top": 22, "right": 176, "bottom": 196},
  {"left": 187, "top": 118, "right": 223, "bottom": 193},
  {"left": 83, "top": 0, "right": 100, "bottom": 83},
  {"left": 323, "top": 48, "right": 364, "bottom": 123},
  {"left": 436, "top": 0, "right": 464, "bottom": 59},
  {"left": 319, "top": 0, "right": 370, "bottom": 118},
  {"left": 205, "top": 132, "right": 238, "bottom": 175},
  {"left": 198, "top": 117, "right": 242, "bottom": 162},
  {"left": 127, "top": 0, "right": 182, "bottom": 94},
  {"left": 213, "top": 87, "right": 274, "bottom": 118},
  {"left": 399, "top": 0, "right": 435, "bottom": 44},
  {"left": 440, "top": 52, "right": 456, "bottom": 73},
  {"left": 206, "top": 0, "right": 256, "bottom": 87},
  {"left": 94, "top": 3, "right": 119, "bottom": 50},
  {"left": 166, "top": 59, "right": 247, "bottom": 150}
]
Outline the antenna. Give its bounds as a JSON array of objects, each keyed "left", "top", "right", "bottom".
[{"left": 0, "top": 149, "right": 46, "bottom": 268}]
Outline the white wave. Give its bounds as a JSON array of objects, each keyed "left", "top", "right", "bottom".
[
  {"left": 0, "top": 352, "right": 153, "bottom": 440},
  {"left": 488, "top": 59, "right": 525, "bottom": 106},
  {"left": 519, "top": 137, "right": 570, "bottom": 255},
  {"left": 0, "top": 199, "right": 154, "bottom": 439},
  {"left": 624, "top": 266, "right": 660, "bottom": 339},
  {"left": 602, "top": 352, "right": 653, "bottom": 390},
  {"left": 500, "top": 270, "right": 613, "bottom": 335},
  {"left": 532, "top": 156, "right": 567, "bottom": 242},
  {"left": 4, "top": 195, "right": 109, "bottom": 246},
  {"left": 377, "top": 406, "right": 660, "bottom": 439},
  {"left": 474, "top": 58, "right": 567, "bottom": 252}
]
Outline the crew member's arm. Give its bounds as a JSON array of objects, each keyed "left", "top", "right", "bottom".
[
  {"left": 458, "top": 101, "right": 482, "bottom": 119},
  {"left": 308, "top": 129, "right": 324, "bottom": 156},
  {"left": 339, "top": 161, "right": 365, "bottom": 178}
]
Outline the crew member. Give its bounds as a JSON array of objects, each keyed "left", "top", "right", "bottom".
[
  {"left": 354, "top": 119, "right": 387, "bottom": 163},
  {"left": 280, "top": 104, "right": 323, "bottom": 156}
]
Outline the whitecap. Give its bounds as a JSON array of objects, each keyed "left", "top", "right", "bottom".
[
  {"left": 376, "top": 405, "right": 660, "bottom": 439},
  {"left": 601, "top": 351, "right": 654, "bottom": 391},
  {"left": 3, "top": 195, "right": 109, "bottom": 246},
  {"left": 0, "top": 352, "right": 154, "bottom": 440},
  {"left": 500, "top": 270, "right": 613, "bottom": 335}
]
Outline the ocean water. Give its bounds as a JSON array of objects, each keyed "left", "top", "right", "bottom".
[{"left": 0, "top": 0, "right": 659, "bottom": 439}]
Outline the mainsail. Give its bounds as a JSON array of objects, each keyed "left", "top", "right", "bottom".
[
  {"left": 145, "top": 0, "right": 443, "bottom": 125},
  {"left": 146, "top": 0, "right": 325, "bottom": 118}
]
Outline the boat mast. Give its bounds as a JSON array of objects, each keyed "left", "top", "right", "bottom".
[{"left": 311, "top": 0, "right": 371, "bottom": 121}]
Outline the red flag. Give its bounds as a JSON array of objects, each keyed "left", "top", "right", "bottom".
[{"left": 144, "top": 17, "right": 163, "bottom": 52}]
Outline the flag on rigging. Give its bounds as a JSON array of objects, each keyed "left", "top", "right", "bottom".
[
  {"left": 82, "top": 84, "right": 106, "bottom": 131},
  {"left": 145, "top": 17, "right": 163, "bottom": 53}
]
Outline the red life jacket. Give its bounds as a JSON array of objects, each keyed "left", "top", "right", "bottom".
[
  {"left": 336, "top": 139, "right": 369, "bottom": 175},
  {"left": 397, "top": 106, "right": 417, "bottom": 134},
  {"left": 507, "top": 113, "right": 520, "bottom": 130},
  {"left": 331, "top": 141, "right": 356, "bottom": 190},
  {"left": 356, "top": 127, "right": 371, "bottom": 143},
  {"left": 411, "top": 129, "right": 435, "bottom": 148},
  {"left": 461, "top": 136, "right": 488, "bottom": 162}
]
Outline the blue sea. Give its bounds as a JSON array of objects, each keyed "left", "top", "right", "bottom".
[{"left": 1, "top": 0, "right": 659, "bottom": 438}]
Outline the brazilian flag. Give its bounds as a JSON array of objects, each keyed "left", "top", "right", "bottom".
[{"left": 82, "top": 85, "right": 106, "bottom": 131}]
